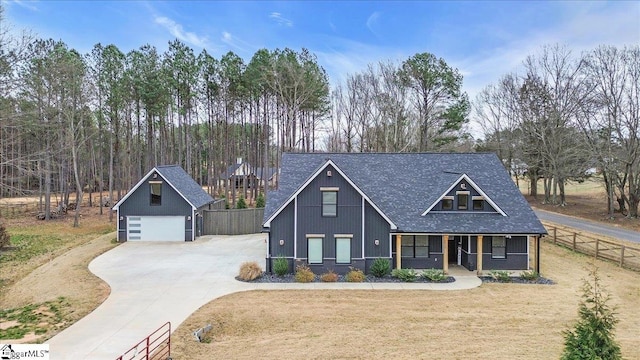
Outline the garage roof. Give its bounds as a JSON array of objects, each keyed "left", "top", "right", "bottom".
[{"left": 113, "top": 165, "right": 214, "bottom": 210}]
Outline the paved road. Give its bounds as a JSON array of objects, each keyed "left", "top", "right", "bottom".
[
  {"left": 534, "top": 209, "right": 640, "bottom": 244},
  {"left": 47, "top": 234, "right": 481, "bottom": 360}
]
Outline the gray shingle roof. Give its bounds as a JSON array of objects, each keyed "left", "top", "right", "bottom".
[
  {"left": 264, "top": 153, "right": 547, "bottom": 235},
  {"left": 156, "top": 165, "right": 214, "bottom": 209}
]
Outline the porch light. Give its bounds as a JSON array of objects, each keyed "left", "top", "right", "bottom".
[
  {"left": 119, "top": 216, "right": 124, "bottom": 221},
  {"left": 374, "top": 239, "right": 379, "bottom": 246},
  {"left": 187, "top": 215, "right": 191, "bottom": 220},
  {"left": 279, "top": 239, "right": 285, "bottom": 246}
]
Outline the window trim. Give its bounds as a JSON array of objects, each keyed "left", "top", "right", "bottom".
[
  {"left": 149, "top": 181, "right": 162, "bottom": 206},
  {"left": 491, "top": 236, "right": 507, "bottom": 259},
  {"left": 441, "top": 196, "right": 454, "bottom": 210},
  {"left": 472, "top": 196, "right": 484, "bottom": 210},
  {"left": 307, "top": 236, "right": 324, "bottom": 264},
  {"left": 457, "top": 191, "right": 469, "bottom": 210},
  {"left": 321, "top": 190, "right": 338, "bottom": 217},
  {"left": 335, "top": 237, "right": 351, "bottom": 264}
]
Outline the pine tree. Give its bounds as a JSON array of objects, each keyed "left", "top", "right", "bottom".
[
  {"left": 562, "top": 266, "right": 621, "bottom": 360},
  {"left": 236, "top": 196, "right": 247, "bottom": 209},
  {"left": 255, "top": 193, "right": 265, "bottom": 208}
]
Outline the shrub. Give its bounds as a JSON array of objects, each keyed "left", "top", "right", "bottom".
[
  {"left": 489, "top": 270, "right": 511, "bottom": 282},
  {"left": 320, "top": 270, "right": 338, "bottom": 282},
  {"left": 369, "top": 258, "right": 391, "bottom": 277},
  {"left": 345, "top": 267, "right": 365, "bottom": 282},
  {"left": 236, "top": 196, "right": 247, "bottom": 209},
  {"left": 255, "top": 193, "right": 265, "bottom": 208},
  {"left": 294, "top": 264, "right": 315, "bottom": 283},
  {"left": 391, "top": 268, "right": 418, "bottom": 282},
  {"left": 238, "top": 261, "right": 262, "bottom": 281},
  {"left": 0, "top": 221, "right": 10, "bottom": 250},
  {"left": 422, "top": 268, "right": 447, "bottom": 282},
  {"left": 562, "top": 267, "right": 621, "bottom": 360},
  {"left": 520, "top": 270, "right": 539, "bottom": 281},
  {"left": 272, "top": 256, "right": 289, "bottom": 276}
]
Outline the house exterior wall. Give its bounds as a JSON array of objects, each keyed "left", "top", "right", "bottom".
[
  {"left": 117, "top": 172, "right": 193, "bottom": 241},
  {"left": 266, "top": 165, "right": 392, "bottom": 275},
  {"left": 458, "top": 235, "right": 528, "bottom": 271},
  {"left": 392, "top": 235, "right": 444, "bottom": 269},
  {"left": 268, "top": 202, "right": 295, "bottom": 272}
]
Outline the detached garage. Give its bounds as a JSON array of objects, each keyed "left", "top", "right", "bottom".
[{"left": 113, "top": 165, "right": 215, "bottom": 242}]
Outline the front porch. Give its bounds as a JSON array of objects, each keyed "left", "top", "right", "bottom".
[{"left": 392, "top": 233, "right": 541, "bottom": 275}]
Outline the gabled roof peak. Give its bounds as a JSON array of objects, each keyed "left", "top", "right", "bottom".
[{"left": 421, "top": 173, "right": 506, "bottom": 216}]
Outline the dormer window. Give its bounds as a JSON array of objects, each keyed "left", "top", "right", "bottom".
[
  {"left": 441, "top": 196, "right": 454, "bottom": 210},
  {"left": 456, "top": 191, "right": 469, "bottom": 210},
  {"left": 473, "top": 196, "right": 484, "bottom": 210}
]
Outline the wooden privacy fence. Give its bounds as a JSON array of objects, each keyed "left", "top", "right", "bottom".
[
  {"left": 202, "top": 208, "right": 264, "bottom": 235},
  {"left": 544, "top": 222, "right": 640, "bottom": 271}
]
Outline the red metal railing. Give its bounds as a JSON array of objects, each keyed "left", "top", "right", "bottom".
[{"left": 115, "top": 322, "right": 171, "bottom": 360}]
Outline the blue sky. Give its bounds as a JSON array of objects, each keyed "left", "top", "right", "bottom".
[{"left": 3, "top": 0, "right": 639, "bottom": 105}]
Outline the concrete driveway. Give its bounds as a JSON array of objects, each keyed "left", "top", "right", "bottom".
[{"left": 47, "top": 234, "right": 267, "bottom": 360}]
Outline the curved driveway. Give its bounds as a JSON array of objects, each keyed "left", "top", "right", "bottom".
[
  {"left": 47, "top": 234, "right": 481, "bottom": 360},
  {"left": 534, "top": 209, "right": 640, "bottom": 244}
]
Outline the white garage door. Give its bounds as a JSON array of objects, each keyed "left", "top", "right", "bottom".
[{"left": 127, "top": 216, "right": 185, "bottom": 241}]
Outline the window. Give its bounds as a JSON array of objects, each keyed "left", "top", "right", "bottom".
[
  {"left": 150, "top": 181, "right": 162, "bottom": 205},
  {"left": 401, "top": 235, "right": 429, "bottom": 258},
  {"left": 492, "top": 236, "right": 506, "bottom": 259},
  {"left": 473, "top": 196, "right": 484, "bottom": 210},
  {"left": 336, "top": 237, "right": 351, "bottom": 264},
  {"left": 322, "top": 191, "right": 337, "bottom": 217},
  {"left": 308, "top": 237, "right": 323, "bottom": 264},
  {"left": 441, "top": 196, "right": 454, "bottom": 210},
  {"left": 457, "top": 191, "right": 469, "bottom": 210}
]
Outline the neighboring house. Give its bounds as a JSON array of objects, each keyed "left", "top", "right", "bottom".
[
  {"left": 263, "top": 153, "right": 547, "bottom": 275},
  {"left": 113, "top": 165, "right": 215, "bottom": 241},
  {"left": 220, "top": 158, "right": 278, "bottom": 190}
]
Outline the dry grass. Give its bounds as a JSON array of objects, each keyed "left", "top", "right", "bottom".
[
  {"left": 172, "top": 242, "right": 640, "bottom": 360},
  {"left": 517, "top": 176, "right": 640, "bottom": 232},
  {"left": 0, "top": 206, "right": 117, "bottom": 342}
]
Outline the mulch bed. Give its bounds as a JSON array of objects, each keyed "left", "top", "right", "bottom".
[
  {"left": 479, "top": 276, "right": 555, "bottom": 285},
  {"left": 239, "top": 273, "right": 456, "bottom": 283}
]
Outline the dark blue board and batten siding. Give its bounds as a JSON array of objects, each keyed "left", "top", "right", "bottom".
[
  {"left": 267, "top": 164, "right": 394, "bottom": 274},
  {"left": 117, "top": 172, "right": 193, "bottom": 241},
  {"left": 296, "top": 164, "right": 364, "bottom": 274}
]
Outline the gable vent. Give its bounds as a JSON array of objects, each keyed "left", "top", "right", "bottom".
[
  {"left": 460, "top": 183, "right": 466, "bottom": 190},
  {"left": 327, "top": 170, "right": 332, "bottom": 177}
]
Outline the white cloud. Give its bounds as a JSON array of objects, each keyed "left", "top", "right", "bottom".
[
  {"left": 366, "top": 11, "right": 380, "bottom": 35},
  {"left": 3, "top": 0, "right": 39, "bottom": 11},
  {"left": 220, "top": 31, "right": 258, "bottom": 54},
  {"left": 269, "top": 12, "right": 293, "bottom": 27},
  {"left": 155, "top": 16, "right": 208, "bottom": 48}
]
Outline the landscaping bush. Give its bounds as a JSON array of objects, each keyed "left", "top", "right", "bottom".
[
  {"left": 294, "top": 264, "right": 315, "bottom": 283},
  {"left": 238, "top": 261, "right": 262, "bottom": 281},
  {"left": 320, "top": 270, "right": 338, "bottom": 282},
  {"left": 369, "top": 258, "right": 391, "bottom": 277},
  {"left": 489, "top": 270, "right": 511, "bottom": 282},
  {"left": 0, "top": 221, "right": 10, "bottom": 250},
  {"left": 272, "top": 256, "right": 289, "bottom": 276},
  {"left": 391, "top": 268, "right": 418, "bottom": 282},
  {"left": 345, "top": 267, "right": 365, "bottom": 282},
  {"left": 422, "top": 268, "right": 447, "bottom": 282},
  {"left": 520, "top": 270, "right": 539, "bottom": 281}
]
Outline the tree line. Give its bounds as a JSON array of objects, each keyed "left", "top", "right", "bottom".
[
  {"left": 1, "top": 5, "right": 639, "bottom": 223},
  {"left": 474, "top": 44, "right": 640, "bottom": 218}
]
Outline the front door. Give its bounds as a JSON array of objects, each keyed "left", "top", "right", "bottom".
[
  {"left": 449, "top": 236, "right": 463, "bottom": 265},
  {"left": 448, "top": 238, "right": 457, "bottom": 263}
]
